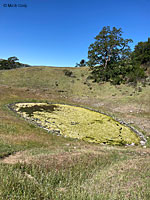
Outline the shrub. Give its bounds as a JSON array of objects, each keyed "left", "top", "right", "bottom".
[
  {"left": 63, "top": 69, "right": 73, "bottom": 77},
  {"left": 90, "top": 62, "right": 146, "bottom": 85}
]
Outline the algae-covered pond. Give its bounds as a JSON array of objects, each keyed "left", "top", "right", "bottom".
[{"left": 12, "top": 103, "right": 140, "bottom": 145}]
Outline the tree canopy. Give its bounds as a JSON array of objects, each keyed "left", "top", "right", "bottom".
[
  {"left": 87, "top": 26, "right": 146, "bottom": 84},
  {"left": 0, "top": 57, "right": 30, "bottom": 70},
  {"left": 88, "top": 26, "right": 133, "bottom": 69},
  {"left": 75, "top": 59, "right": 87, "bottom": 67},
  {"left": 132, "top": 38, "right": 150, "bottom": 65}
]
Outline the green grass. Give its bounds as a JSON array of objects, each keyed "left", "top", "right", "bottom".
[
  {"left": 0, "top": 151, "right": 139, "bottom": 199},
  {"left": 0, "top": 66, "right": 150, "bottom": 199},
  {"left": 1, "top": 149, "right": 150, "bottom": 200}
]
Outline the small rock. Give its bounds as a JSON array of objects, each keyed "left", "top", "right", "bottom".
[
  {"left": 129, "top": 121, "right": 134, "bottom": 124},
  {"left": 131, "top": 143, "right": 135, "bottom": 146},
  {"left": 138, "top": 87, "right": 142, "bottom": 92},
  {"left": 55, "top": 81, "right": 59, "bottom": 86},
  {"left": 140, "top": 141, "right": 145, "bottom": 145}
]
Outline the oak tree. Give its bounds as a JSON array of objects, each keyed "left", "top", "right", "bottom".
[{"left": 88, "top": 26, "right": 133, "bottom": 69}]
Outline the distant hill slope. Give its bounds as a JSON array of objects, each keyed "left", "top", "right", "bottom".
[
  {"left": 0, "top": 66, "right": 150, "bottom": 134},
  {"left": 0, "top": 66, "right": 89, "bottom": 93}
]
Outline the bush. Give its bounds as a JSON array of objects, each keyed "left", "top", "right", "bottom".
[
  {"left": 63, "top": 69, "right": 73, "bottom": 77},
  {"left": 90, "top": 62, "right": 146, "bottom": 85},
  {"left": 0, "top": 57, "right": 30, "bottom": 70},
  {"left": 127, "top": 64, "right": 146, "bottom": 83}
]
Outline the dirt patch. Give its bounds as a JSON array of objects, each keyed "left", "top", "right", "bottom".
[
  {"left": 1, "top": 151, "right": 31, "bottom": 164},
  {"left": 31, "top": 151, "right": 83, "bottom": 170},
  {"left": 0, "top": 145, "right": 107, "bottom": 167}
]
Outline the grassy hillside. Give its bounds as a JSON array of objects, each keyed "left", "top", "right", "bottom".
[{"left": 0, "top": 66, "right": 150, "bottom": 199}]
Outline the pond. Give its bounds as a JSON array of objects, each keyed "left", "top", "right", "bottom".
[{"left": 12, "top": 103, "right": 140, "bottom": 145}]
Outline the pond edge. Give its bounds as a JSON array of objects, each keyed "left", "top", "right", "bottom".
[{"left": 7, "top": 102, "right": 147, "bottom": 146}]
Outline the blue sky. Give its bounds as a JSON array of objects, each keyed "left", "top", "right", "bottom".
[{"left": 0, "top": 0, "right": 150, "bottom": 67}]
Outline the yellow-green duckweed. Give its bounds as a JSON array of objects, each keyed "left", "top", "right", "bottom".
[{"left": 13, "top": 103, "right": 140, "bottom": 145}]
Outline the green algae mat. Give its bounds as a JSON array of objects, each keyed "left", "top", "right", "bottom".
[{"left": 11, "top": 103, "right": 140, "bottom": 145}]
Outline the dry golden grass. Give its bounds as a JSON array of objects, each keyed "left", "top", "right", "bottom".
[{"left": 0, "top": 66, "right": 150, "bottom": 199}]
